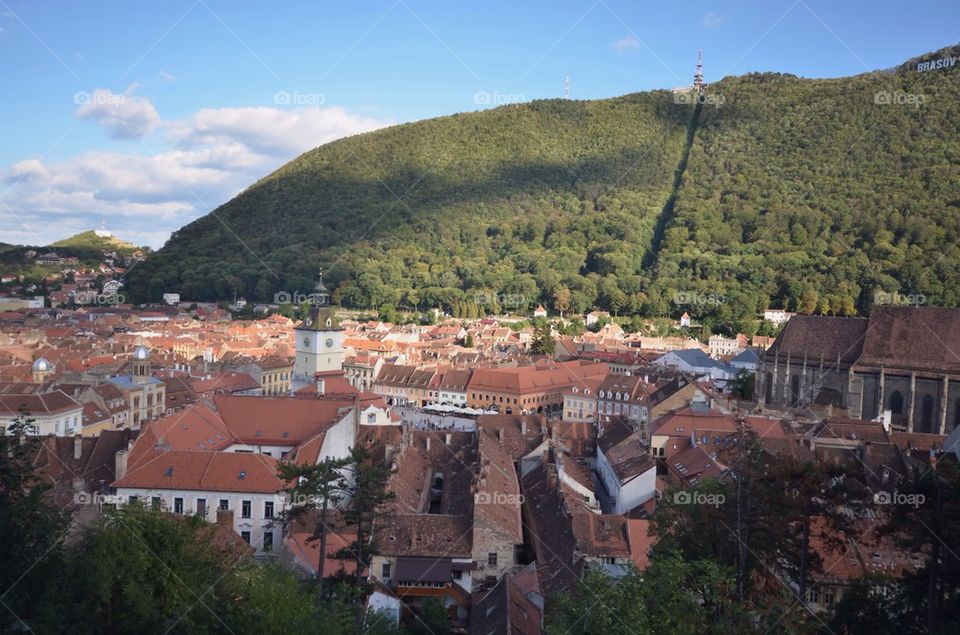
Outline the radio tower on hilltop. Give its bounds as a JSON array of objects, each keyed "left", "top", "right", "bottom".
[
  {"left": 564, "top": 74, "right": 570, "bottom": 99},
  {"left": 693, "top": 48, "right": 705, "bottom": 95}
]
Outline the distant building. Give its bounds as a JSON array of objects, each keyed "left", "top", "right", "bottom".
[
  {"left": 680, "top": 312, "right": 691, "bottom": 328},
  {"left": 107, "top": 345, "right": 165, "bottom": 428},
  {"left": 586, "top": 311, "right": 610, "bottom": 327},
  {"left": 762, "top": 308, "right": 794, "bottom": 325},
  {"left": 533, "top": 305, "right": 548, "bottom": 319},
  {"left": 162, "top": 293, "right": 181, "bottom": 306},
  {"left": 654, "top": 349, "right": 735, "bottom": 385},
  {"left": 0, "top": 390, "right": 83, "bottom": 436},
  {"left": 708, "top": 334, "right": 746, "bottom": 358}
]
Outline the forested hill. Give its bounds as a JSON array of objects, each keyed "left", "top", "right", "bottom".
[{"left": 127, "top": 44, "right": 960, "bottom": 331}]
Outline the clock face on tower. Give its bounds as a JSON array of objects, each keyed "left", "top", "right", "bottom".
[
  {"left": 302, "top": 337, "right": 311, "bottom": 348},
  {"left": 325, "top": 338, "right": 334, "bottom": 348}
]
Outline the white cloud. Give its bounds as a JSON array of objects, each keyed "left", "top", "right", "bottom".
[
  {"left": 0, "top": 27, "right": 6, "bottom": 36},
  {"left": 610, "top": 34, "right": 640, "bottom": 53},
  {"left": 159, "top": 70, "right": 177, "bottom": 82},
  {"left": 703, "top": 12, "right": 726, "bottom": 29},
  {"left": 1, "top": 104, "right": 391, "bottom": 248},
  {"left": 75, "top": 85, "right": 161, "bottom": 139},
  {"left": 167, "top": 106, "right": 387, "bottom": 156}
]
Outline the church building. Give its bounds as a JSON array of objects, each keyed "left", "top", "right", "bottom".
[{"left": 758, "top": 306, "right": 960, "bottom": 434}]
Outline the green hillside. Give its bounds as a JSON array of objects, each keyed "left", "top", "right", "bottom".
[
  {"left": 50, "top": 230, "right": 142, "bottom": 255},
  {"left": 127, "top": 44, "right": 960, "bottom": 331}
]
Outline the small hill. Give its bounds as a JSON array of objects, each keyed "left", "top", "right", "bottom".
[{"left": 50, "top": 231, "right": 142, "bottom": 255}]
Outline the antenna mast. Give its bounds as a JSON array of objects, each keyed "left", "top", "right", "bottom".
[
  {"left": 564, "top": 74, "right": 570, "bottom": 99},
  {"left": 694, "top": 49, "right": 704, "bottom": 95}
]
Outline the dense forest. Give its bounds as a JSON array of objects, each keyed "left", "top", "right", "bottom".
[{"left": 126, "top": 45, "right": 960, "bottom": 332}]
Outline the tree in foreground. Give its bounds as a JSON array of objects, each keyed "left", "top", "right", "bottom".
[
  {"left": 279, "top": 455, "right": 350, "bottom": 599},
  {"left": 0, "top": 410, "right": 68, "bottom": 631}
]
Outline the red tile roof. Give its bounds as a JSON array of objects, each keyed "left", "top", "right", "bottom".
[{"left": 114, "top": 450, "right": 282, "bottom": 493}]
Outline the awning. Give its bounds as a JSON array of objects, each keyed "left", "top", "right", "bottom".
[{"left": 395, "top": 557, "right": 451, "bottom": 583}]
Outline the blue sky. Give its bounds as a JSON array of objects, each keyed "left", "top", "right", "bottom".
[{"left": 0, "top": 0, "right": 957, "bottom": 248}]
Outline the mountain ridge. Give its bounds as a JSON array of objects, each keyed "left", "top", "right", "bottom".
[{"left": 127, "top": 43, "right": 960, "bottom": 332}]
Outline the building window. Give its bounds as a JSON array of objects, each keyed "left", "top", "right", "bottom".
[
  {"left": 241, "top": 500, "right": 251, "bottom": 519},
  {"left": 174, "top": 497, "right": 184, "bottom": 514},
  {"left": 263, "top": 531, "right": 273, "bottom": 552},
  {"left": 128, "top": 495, "right": 138, "bottom": 504},
  {"left": 240, "top": 531, "right": 251, "bottom": 544},
  {"left": 219, "top": 499, "right": 229, "bottom": 511},
  {"left": 921, "top": 394, "right": 935, "bottom": 431},
  {"left": 151, "top": 496, "right": 161, "bottom": 510},
  {"left": 264, "top": 501, "right": 274, "bottom": 518},
  {"left": 889, "top": 391, "right": 904, "bottom": 415},
  {"left": 381, "top": 563, "right": 391, "bottom": 579},
  {"left": 487, "top": 552, "right": 497, "bottom": 566},
  {"left": 196, "top": 498, "right": 207, "bottom": 517}
]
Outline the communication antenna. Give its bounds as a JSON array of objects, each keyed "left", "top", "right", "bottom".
[
  {"left": 694, "top": 49, "right": 704, "bottom": 95},
  {"left": 564, "top": 74, "right": 570, "bottom": 99}
]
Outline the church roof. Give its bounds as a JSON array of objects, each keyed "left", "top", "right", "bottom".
[
  {"left": 855, "top": 305, "right": 960, "bottom": 374},
  {"left": 766, "top": 315, "right": 868, "bottom": 366}
]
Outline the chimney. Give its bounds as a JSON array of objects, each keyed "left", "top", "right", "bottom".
[
  {"left": 216, "top": 508, "right": 234, "bottom": 527},
  {"left": 496, "top": 429, "right": 503, "bottom": 442},
  {"left": 546, "top": 465, "right": 557, "bottom": 488},
  {"left": 445, "top": 433, "right": 452, "bottom": 445},
  {"left": 426, "top": 436, "right": 431, "bottom": 452},
  {"left": 115, "top": 449, "right": 128, "bottom": 481},
  {"left": 521, "top": 418, "right": 527, "bottom": 435},
  {"left": 316, "top": 378, "right": 325, "bottom": 396},
  {"left": 74, "top": 435, "right": 83, "bottom": 461}
]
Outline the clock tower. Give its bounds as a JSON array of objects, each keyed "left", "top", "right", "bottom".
[{"left": 292, "top": 271, "right": 344, "bottom": 386}]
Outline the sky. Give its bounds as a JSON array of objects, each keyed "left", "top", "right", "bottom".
[{"left": 0, "top": 0, "right": 957, "bottom": 249}]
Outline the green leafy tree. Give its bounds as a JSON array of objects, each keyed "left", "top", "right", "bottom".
[
  {"left": 0, "top": 410, "right": 68, "bottom": 630},
  {"left": 530, "top": 323, "right": 556, "bottom": 356},
  {"left": 279, "top": 455, "right": 350, "bottom": 598}
]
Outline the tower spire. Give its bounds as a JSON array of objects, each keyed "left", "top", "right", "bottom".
[{"left": 312, "top": 268, "right": 329, "bottom": 305}]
